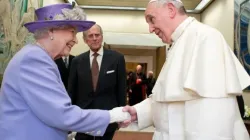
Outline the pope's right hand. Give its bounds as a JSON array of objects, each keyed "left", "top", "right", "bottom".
[
  {"left": 119, "top": 106, "right": 138, "bottom": 128},
  {"left": 109, "top": 107, "right": 131, "bottom": 123}
]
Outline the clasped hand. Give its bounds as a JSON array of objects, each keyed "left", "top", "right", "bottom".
[{"left": 109, "top": 106, "right": 138, "bottom": 128}]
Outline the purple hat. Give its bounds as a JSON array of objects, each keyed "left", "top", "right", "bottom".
[{"left": 24, "top": 3, "right": 95, "bottom": 33}]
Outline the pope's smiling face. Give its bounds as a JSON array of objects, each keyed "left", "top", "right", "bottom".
[{"left": 145, "top": 2, "right": 178, "bottom": 44}]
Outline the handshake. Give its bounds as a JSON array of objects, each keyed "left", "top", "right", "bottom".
[
  {"left": 108, "top": 106, "right": 137, "bottom": 128},
  {"left": 68, "top": 106, "right": 138, "bottom": 140}
]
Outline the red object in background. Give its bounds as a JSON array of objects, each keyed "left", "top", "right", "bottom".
[{"left": 136, "top": 79, "right": 141, "bottom": 84}]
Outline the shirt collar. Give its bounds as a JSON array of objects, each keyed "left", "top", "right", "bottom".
[
  {"left": 62, "top": 56, "right": 68, "bottom": 60},
  {"left": 171, "top": 17, "right": 195, "bottom": 43},
  {"left": 90, "top": 45, "right": 104, "bottom": 57}
]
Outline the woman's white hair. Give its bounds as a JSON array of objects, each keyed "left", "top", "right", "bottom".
[
  {"left": 33, "top": 25, "right": 76, "bottom": 39},
  {"left": 149, "top": 0, "right": 186, "bottom": 14},
  {"left": 34, "top": 6, "right": 85, "bottom": 39}
]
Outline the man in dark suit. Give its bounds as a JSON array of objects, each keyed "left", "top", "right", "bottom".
[
  {"left": 55, "top": 54, "right": 75, "bottom": 90},
  {"left": 68, "top": 24, "right": 126, "bottom": 140},
  {"left": 146, "top": 71, "right": 156, "bottom": 97}
]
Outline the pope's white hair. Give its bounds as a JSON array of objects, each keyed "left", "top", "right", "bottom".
[
  {"left": 150, "top": 0, "right": 183, "bottom": 8},
  {"left": 149, "top": 0, "right": 186, "bottom": 14}
]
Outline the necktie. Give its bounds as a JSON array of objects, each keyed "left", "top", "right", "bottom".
[
  {"left": 64, "top": 57, "right": 68, "bottom": 68},
  {"left": 91, "top": 53, "right": 99, "bottom": 91}
]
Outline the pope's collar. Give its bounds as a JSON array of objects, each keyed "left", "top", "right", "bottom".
[{"left": 171, "top": 17, "right": 195, "bottom": 43}]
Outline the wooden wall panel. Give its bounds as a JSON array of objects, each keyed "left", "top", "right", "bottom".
[{"left": 156, "top": 46, "right": 166, "bottom": 78}]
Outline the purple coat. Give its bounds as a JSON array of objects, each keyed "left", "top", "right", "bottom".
[{"left": 0, "top": 44, "right": 110, "bottom": 140}]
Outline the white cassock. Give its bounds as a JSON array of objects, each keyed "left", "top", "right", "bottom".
[{"left": 130, "top": 17, "right": 250, "bottom": 140}]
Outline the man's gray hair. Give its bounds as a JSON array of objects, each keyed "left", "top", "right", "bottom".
[
  {"left": 82, "top": 24, "right": 103, "bottom": 39},
  {"left": 149, "top": 0, "right": 186, "bottom": 14}
]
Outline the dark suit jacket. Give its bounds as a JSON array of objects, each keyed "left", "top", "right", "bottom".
[
  {"left": 55, "top": 55, "right": 75, "bottom": 90},
  {"left": 237, "top": 95, "right": 245, "bottom": 119},
  {"left": 68, "top": 49, "right": 126, "bottom": 132},
  {"left": 146, "top": 77, "right": 156, "bottom": 97}
]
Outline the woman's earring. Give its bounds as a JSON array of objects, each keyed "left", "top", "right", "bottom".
[{"left": 50, "top": 36, "right": 54, "bottom": 40}]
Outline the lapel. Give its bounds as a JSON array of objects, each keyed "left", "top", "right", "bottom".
[
  {"left": 68, "top": 55, "right": 73, "bottom": 68},
  {"left": 80, "top": 51, "right": 94, "bottom": 90},
  {"left": 95, "top": 49, "right": 111, "bottom": 92},
  {"left": 56, "top": 58, "right": 67, "bottom": 70}
]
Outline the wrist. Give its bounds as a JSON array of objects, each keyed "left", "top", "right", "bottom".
[{"left": 109, "top": 107, "right": 131, "bottom": 123}]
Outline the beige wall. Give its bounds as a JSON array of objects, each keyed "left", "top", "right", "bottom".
[
  {"left": 201, "top": 0, "right": 234, "bottom": 49},
  {"left": 43, "top": 0, "right": 64, "bottom": 6},
  {"left": 201, "top": 0, "right": 250, "bottom": 107},
  {"left": 72, "top": 9, "right": 150, "bottom": 55},
  {"left": 244, "top": 92, "right": 250, "bottom": 107},
  {"left": 43, "top": 0, "right": 200, "bottom": 55},
  {"left": 72, "top": 11, "right": 200, "bottom": 55}
]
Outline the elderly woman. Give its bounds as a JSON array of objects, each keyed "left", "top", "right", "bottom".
[{"left": 0, "top": 3, "right": 129, "bottom": 140}]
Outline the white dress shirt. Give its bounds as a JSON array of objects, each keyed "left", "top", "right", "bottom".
[{"left": 89, "top": 47, "right": 104, "bottom": 70}]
